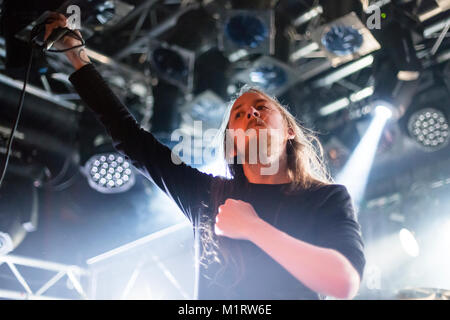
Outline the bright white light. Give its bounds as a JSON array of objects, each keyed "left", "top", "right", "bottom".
[
  {"left": 314, "top": 55, "right": 374, "bottom": 87},
  {"left": 407, "top": 108, "right": 449, "bottom": 151},
  {"left": 229, "top": 49, "right": 249, "bottom": 62},
  {"left": 199, "top": 158, "right": 228, "bottom": 178},
  {"left": 350, "top": 86, "right": 374, "bottom": 102},
  {"left": 319, "top": 86, "right": 375, "bottom": 117},
  {"left": 318, "top": 98, "right": 350, "bottom": 116},
  {"left": 86, "top": 222, "right": 191, "bottom": 265},
  {"left": 84, "top": 153, "right": 135, "bottom": 194},
  {"left": 375, "top": 105, "right": 393, "bottom": 120},
  {"left": 442, "top": 220, "right": 450, "bottom": 245},
  {"left": 337, "top": 103, "right": 392, "bottom": 205},
  {"left": 399, "top": 228, "right": 420, "bottom": 257},
  {"left": 290, "top": 42, "right": 319, "bottom": 62}
]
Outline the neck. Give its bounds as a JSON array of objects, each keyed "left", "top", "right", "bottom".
[{"left": 242, "top": 150, "right": 291, "bottom": 184}]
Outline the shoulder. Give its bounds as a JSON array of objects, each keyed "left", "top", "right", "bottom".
[
  {"left": 307, "top": 183, "right": 351, "bottom": 205},
  {"left": 307, "top": 183, "right": 356, "bottom": 219}
]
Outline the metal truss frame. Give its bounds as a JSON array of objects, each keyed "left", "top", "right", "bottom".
[
  {"left": 0, "top": 221, "right": 192, "bottom": 300},
  {"left": 0, "top": 254, "right": 90, "bottom": 300},
  {"left": 86, "top": 221, "right": 192, "bottom": 300}
]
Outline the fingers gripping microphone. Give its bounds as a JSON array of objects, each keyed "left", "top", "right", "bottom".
[
  {"left": 30, "top": 0, "right": 75, "bottom": 50},
  {"left": 30, "top": 11, "right": 70, "bottom": 51},
  {"left": 44, "top": 27, "right": 70, "bottom": 50}
]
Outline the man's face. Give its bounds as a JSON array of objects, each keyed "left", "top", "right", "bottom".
[{"left": 226, "top": 91, "right": 291, "bottom": 163}]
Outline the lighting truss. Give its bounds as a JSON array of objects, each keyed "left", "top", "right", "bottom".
[
  {"left": 86, "top": 221, "right": 193, "bottom": 299},
  {"left": 0, "top": 254, "right": 90, "bottom": 300}
]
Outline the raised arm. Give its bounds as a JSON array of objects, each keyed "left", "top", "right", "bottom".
[{"left": 44, "top": 13, "right": 217, "bottom": 224}]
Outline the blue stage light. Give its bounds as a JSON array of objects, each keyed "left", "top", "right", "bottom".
[
  {"left": 321, "top": 25, "right": 363, "bottom": 56},
  {"left": 249, "top": 64, "right": 287, "bottom": 90},
  {"left": 225, "top": 14, "right": 268, "bottom": 48}
]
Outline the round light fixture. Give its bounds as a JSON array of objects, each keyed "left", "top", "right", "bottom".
[
  {"left": 321, "top": 25, "right": 363, "bottom": 56},
  {"left": 225, "top": 14, "right": 268, "bottom": 48},
  {"left": 407, "top": 108, "right": 449, "bottom": 152},
  {"left": 84, "top": 153, "right": 135, "bottom": 193}
]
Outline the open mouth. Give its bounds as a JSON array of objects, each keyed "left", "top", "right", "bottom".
[{"left": 248, "top": 119, "right": 265, "bottom": 129}]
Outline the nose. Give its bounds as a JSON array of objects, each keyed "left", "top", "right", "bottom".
[{"left": 247, "top": 106, "right": 260, "bottom": 119}]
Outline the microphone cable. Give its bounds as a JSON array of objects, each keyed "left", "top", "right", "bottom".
[{"left": 0, "top": 19, "right": 85, "bottom": 189}]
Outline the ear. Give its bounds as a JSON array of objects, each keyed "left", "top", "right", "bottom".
[{"left": 287, "top": 127, "right": 295, "bottom": 140}]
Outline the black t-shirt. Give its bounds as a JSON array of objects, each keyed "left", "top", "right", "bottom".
[{"left": 69, "top": 64, "right": 365, "bottom": 300}]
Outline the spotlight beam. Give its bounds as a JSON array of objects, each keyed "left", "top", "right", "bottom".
[{"left": 337, "top": 105, "right": 392, "bottom": 205}]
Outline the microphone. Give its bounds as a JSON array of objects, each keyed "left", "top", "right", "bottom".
[
  {"left": 43, "top": 27, "right": 70, "bottom": 50},
  {"left": 29, "top": 0, "right": 76, "bottom": 50},
  {"left": 29, "top": 11, "right": 70, "bottom": 51}
]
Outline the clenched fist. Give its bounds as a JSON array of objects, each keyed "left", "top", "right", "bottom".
[{"left": 214, "top": 198, "right": 261, "bottom": 241}]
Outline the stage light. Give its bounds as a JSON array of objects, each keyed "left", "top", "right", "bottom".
[
  {"left": 399, "top": 228, "right": 420, "bottom": 257},
  {"left": 321, "top": 25, "right": 363, "bottom": 56},
  {"left": 407, "top": 108, "right": 449, "bottom": 151},
  {"left": 374, "top": 104, "right": 393, "bottom": 120},
  {"left": 83, "top": 153, "right": 135, "bottom": 194},
  {"left": 225, "top": 14, "right": 268, "bottom": 48},
  {"left": 310, "top": 12, "right": 381, "bottom": 67},
  {"left": 219, "top": 9, "right": 274, "bottom": 60},
  {"left": 231, "top": 56, "right": 297, "bottom": 96},
  {"left": 249, "top": 64, "right": 287, "bottom": 91}
]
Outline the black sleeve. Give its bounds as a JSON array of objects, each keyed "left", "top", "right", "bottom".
[
  {"left": 313, "top": 184, "right": 366, "bottom": 281},
  {"left": 69, "top": 63, "right": 216, "bottom": 225}
]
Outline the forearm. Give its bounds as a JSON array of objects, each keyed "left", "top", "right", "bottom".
[
  {"left": 66, "top": 47, "right": 91, "bottom": 71},
  {"left": 247, "top": 218, "right": 360, "bottom": 299},
  {"left": 67, "top": 62, "right": 214, "bottom": 222}
]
